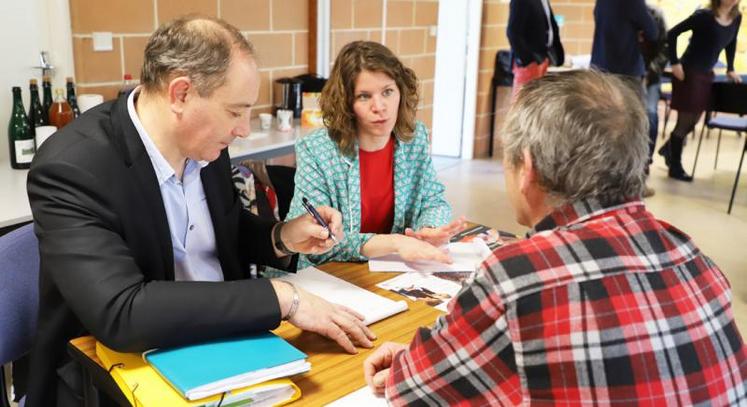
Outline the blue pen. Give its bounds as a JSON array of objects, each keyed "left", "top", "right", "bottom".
[{"left": 301, "top": 197, "right": 339, "bottom": 244}]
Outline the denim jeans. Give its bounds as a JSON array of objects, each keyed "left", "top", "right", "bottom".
[{"left": 645, "top": 82, "right": 661, "bottom": 161}]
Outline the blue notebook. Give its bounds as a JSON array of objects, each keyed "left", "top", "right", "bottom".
[{"left": 144, "top": 333, "right": 310, "bottom": 401}]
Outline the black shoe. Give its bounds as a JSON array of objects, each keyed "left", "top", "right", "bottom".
[
  {"left": 668, "top": 166, "right": 693, "bottom": 182},
  {"left": 658, "top": 140, "right": 671, "bottom": 167}
]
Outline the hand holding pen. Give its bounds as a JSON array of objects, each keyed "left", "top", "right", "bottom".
[
  {"left": 302, "top": 197, "right": 339, "bottom": 244},
  {"left": 276, "top": 198, "right": 343, "bottom": 255}
]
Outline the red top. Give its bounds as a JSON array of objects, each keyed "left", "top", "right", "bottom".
[{"left": 359, "top": 137, "right": 395, "bottom": 234}]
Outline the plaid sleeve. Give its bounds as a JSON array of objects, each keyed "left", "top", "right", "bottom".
[{"left": 385, "top": 267, "right": 522, "bottom": 406}]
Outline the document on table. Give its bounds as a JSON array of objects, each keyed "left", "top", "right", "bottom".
[
  {"left": 277, "top": 267, "right": 408, "bottom": 325},
  {"left": 326, "top": 385, "right": 387, "bottom": 407},
  {"left": 368, "top": 241, "right": 492, "bottom": 273}
]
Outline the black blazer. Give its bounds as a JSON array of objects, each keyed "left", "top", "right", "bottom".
[
  {"left": 507, "top": 0, "right": 564, "bottom": 67},
  {"left": 25, "top": 94, "right": 290, "bottom": 406}
]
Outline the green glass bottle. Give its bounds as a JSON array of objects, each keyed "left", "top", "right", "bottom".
[
  {"left": 66, "top": 77, "right": 80, "bottom": 118},
  {"left": 42, "top": 75, "right": 53, "bottom": 124},
  {"left": 28, "top": 79, "right": 48, "bottom": 135},
  {"left": 8, "top": 87, "right": 34, "bottom": 169}
]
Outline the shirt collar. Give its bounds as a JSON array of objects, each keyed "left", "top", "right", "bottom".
[
  {"left": 528, "top": 198, "right": 645, "bottom": 236},
  {"left": 127, "top": 87, "right": 208, "bottom": 186}
]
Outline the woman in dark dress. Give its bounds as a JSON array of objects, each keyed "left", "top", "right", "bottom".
[{"left": 660, "top": 0, "right": 742, "bottom": 181}]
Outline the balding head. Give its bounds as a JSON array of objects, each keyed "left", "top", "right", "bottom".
[
  {"left": 140, "top": 16, "right": 255, "bottom": 97},
  {"left": 502, "top": 70, "right": 649, "bottom": 207}
]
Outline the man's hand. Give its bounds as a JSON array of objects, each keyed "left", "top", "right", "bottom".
[
  {"left": 364, "top": 342, "right": 408, "bottom": 395},
  {"left": 671, "top": 63, "right": 685, "bottom": 81},
  {"left": 271, "top": 280, "right": 376, "bottom": 354},
  {"left": 281, "top": 206, "right": 344, "bottom": 254},
  {"left": 404, "top": 216, "right": 466, "bottom": 247},
  {"left": 727, "top": 70, "right": 742, "bottom": 83}
]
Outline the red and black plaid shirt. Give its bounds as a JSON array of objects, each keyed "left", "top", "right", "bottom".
[{"left": 386, "top": 199, "right": 747, "bottom": 406}]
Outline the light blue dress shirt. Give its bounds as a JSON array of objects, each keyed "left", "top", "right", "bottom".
[{"left": 127, "top": 88, "right": 224, "bottom": 282}]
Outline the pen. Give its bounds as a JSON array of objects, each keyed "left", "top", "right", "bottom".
[{"left": 301, "top": 197, "right": 339, "bottom": 244}]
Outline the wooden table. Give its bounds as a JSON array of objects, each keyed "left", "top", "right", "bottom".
[{"left": 70, "top": 262, "right": 444, "bottom": 406}]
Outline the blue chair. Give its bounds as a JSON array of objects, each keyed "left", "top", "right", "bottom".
[{"left": 0, "top": 224, "right": 39, "bottom": 407}]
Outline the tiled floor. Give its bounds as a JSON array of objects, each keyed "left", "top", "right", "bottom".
[{"left": 434, "top": 129, "right": 747, "bottom": 334}]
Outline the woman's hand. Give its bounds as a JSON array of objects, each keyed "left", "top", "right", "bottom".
[
  {"left": 671, "top": 64, "right": 685, "bottom": 81},
  {"left": 727, "top": 70, "right": 742, "bottom": 83},
  {"left": 404, "top": 216, "right": 466, "bottom": 247},
  {"left": 396, "top": 235, "right": 452, "bottom": 264}
]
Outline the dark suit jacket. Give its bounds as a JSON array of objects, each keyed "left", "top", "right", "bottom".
[
  {"left": 507, "top": 0, "right": 564, "bottom": 67},
  {"left": 25, "top": 94, "right": 290, "bottom": 406},
  {"left": 591, "top": 0, "right": 658, "bottom": 76}
]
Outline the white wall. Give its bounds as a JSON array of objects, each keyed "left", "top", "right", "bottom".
[{"left": 0, "top": 0, "right": 74, "bottom": 164}]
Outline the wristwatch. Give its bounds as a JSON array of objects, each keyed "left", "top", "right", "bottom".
[{"left": 273, "top": 222, "right": 296, "bottom": 256}]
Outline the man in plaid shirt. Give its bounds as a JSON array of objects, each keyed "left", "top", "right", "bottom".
[{"left": 363, "top": 70, "right": 747, "bottom": 405}]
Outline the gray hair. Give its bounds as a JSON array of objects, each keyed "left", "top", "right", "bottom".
[
  {"left": 502, "top": 70, "right": 648, "bottom": 206},
  {"left": 141, "top": 16, "right": 255, "bottom": 97}
]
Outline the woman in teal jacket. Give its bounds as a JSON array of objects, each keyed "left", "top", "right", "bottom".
[{"left": 287, "top": 41, "right": 462, "bottom": 269}]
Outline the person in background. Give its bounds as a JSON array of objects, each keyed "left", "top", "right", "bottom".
[
  {"left": 659, "top": 0, "right": 742, "bottom": 181},
  {"left": 591, "top": 0, "right": 658, "bottom": 80},
  {"left": 26, "top": 17, "right": 375, "bottom": 406},
  {"left": 640, "top": 2, "right": 669, "bottom": 195},
  {"left": 287, "top": 41, "right": 464, "bottom": 270},
  {"left": 363, "top": 70, "right": 747, "bottom": 405},
  {"left": 506, "top": 0, "right": 564, "bottom": 99}
]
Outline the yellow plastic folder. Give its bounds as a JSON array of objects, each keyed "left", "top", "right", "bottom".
[{"left": 96, "top": 342, "right": 302, "bottom": 407}]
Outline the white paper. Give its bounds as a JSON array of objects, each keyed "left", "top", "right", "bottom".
[
  {"left": 326, "top": 386, "right": 387, "bottom": 407},
  {"left": 278, "top": 267, "right": 408, "bottom": 325},
  {"left": 368, "top": 241, "right": 491, "bottom": 273}
]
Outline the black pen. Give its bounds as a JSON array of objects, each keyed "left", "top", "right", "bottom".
[{"left": 301, "top": 197, "right": 339, "bottom": 244}]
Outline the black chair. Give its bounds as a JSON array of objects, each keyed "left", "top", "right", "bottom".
[
  {"left": 691, "top": 82, "right": 747, "bottom": 214},
  {"left": 488, "top": 50, "right": 514, "bottom": 158},
  {"left": 266, "top": 165, "right": 296, "bottom": 221}
]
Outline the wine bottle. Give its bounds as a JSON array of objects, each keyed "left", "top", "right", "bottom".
[
  {"left": 42, "top": 75, "right": 53, "bottom": 124},
  {"left": 118, "top": 73, "right": 137, "bottom": 98},
  {"left": 66, "top": 77, "right": 81, "bottom": 118},
  {"left": 49, "top": 88, "right": 74, "bottom": 129},
  {"left": 8, "top": 87, "right": 34, "bottom": 169},
  {"left": 28, "top": 79, "right": 48, "bottom": 135}
]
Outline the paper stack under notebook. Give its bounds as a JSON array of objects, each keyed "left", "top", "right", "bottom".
[{"left": 96, "top": 332, "right": 309, "bottom": 406}]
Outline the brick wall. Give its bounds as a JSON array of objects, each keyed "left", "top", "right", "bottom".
[
  {"left": 330, "top": 0, "right": 439, "bottom": 129},
  {"left": 69, "top": 0, "right": 309, "bottom": 119}
]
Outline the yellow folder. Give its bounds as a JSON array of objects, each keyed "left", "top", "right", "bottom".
[{"left": 96, "top": 342, "right": 302, "bottom": 407}]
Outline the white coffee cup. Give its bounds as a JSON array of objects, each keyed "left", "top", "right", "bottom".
[
  {"left": 35, "top": 125, "right": 57, "bottom": 148},
  {"left": 276, "top": 109, "right": 293, "bottom": 132},
  {"left": 259, "top": 113, "right": 273, "bottom": 130},
  {"left": 78, "top": 94, "right": 104, "bottom": 113}
]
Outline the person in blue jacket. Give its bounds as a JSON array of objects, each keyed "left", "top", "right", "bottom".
[{"left": 287, "top": 41, "right": 464, "bottom": 269}]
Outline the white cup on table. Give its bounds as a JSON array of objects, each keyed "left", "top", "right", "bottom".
[
  {"left": 276, "top": 109, "right": 293, "bottom": 132},
  {"left": 259, "top": 113, "right": 273, "bottom": 130},
  {"left": 34, "top": 125, "right": 57, "bottom": 148}
]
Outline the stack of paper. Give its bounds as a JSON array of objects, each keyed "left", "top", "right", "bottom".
[
  {"left": 368, "top": 241, "right": 492, "bottom": 273},
  {"left": 278, "top": 267, "right": 408, "bottom": 325},
  {"left": 96, "top": 337, "right": 303, "bottom": 406}
]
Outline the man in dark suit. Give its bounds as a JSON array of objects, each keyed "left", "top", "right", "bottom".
[
  {"left": 25, "top": 16, "right": 375, "bottom": 406},
  {"left": 591, "top": 0, "right": 658, "bottom": 79},
  {"left": 507, "top": 0, "right": 564, "bottom": 99}
]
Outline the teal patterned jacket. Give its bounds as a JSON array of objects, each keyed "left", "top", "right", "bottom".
[{"left": 288, "top": 121, "right": 452, "bottom": 269}]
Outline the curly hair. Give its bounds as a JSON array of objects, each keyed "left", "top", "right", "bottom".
[{"left": 320, "top": 41, "right": 419, "bottom": 156}]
